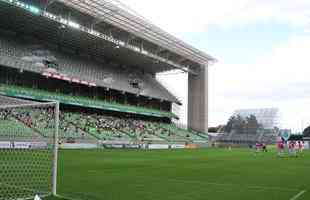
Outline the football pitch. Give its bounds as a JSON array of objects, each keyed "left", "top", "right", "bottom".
[{"left": 48, "top": 148, "right": 309, "bottom": 200}]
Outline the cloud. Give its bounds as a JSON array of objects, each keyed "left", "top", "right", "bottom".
[
  {"left": 209, "top": 34, "right": 310, "bottom": 131},
  {"left": 211, "top": 34, "right": 310, "bottom": 99},
  {"left": 157, "top": 71, "right": 188, "bottom": 125},
  {"left": 118, "top": 0, "right": 310, "bottom": 131},
  {"left": 119, "top": 0, "right": 310, "bottom": 34}
]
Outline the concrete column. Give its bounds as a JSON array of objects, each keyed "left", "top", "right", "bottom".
[{"left": 188, "top": 64, "right": 208, "bottom": 133}]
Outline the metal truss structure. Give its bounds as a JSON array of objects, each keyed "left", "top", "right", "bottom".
[
  {"left": 233, "top": 108, "right": 280, "bottom": 130},
  {"left": 0, "top": 0, "right": 217, "bottom": 74},
  {"left": 57, "top": 0, "right": 216, "bottom": 65}
]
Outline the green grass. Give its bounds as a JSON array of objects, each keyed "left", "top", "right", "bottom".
[
  {"left": 1, "top": 148, "right": 309, "bottom": 200},
  {"left": 51, "top": 149, "right": 310, "bottom": 200},
  {"left": 0, "top": 149, "right": 53, "bottom": 200}
]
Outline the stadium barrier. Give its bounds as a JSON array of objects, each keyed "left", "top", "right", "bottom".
[
  {"left": 0, "top": 141, "right": 11, "bottom": 149},
  {"left": 170, "top": 144, "right": 186, "bottom": 149},
  {"left": 148, "top": 144, "right": 169, "bottom": 149},
  {"left": 60, "top": 143, "right": 98, "bottom": 149},
  {"left": 57, "top": 141, "right": 194, "bottom": 150},
  {"left": 14, "top": 141, "right": 48, "bottom": 149},
  {"left": 185, "top": 144, "right": 198, "bottom": 149}
]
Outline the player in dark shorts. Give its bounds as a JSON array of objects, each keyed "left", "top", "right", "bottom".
[{"left": 262, "top": 143, "right": 267, "bottom": 152}]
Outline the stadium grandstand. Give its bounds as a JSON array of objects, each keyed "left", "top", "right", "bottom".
[{"left": 0, "top": 0, "right": 216, "bottom": 146}]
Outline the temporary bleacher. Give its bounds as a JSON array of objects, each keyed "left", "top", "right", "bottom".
[{"left": 217, "top": 132, "right": 276, "bottom": 145}]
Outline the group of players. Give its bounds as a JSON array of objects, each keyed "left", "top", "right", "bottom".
[
  {"left": 276, "top": 139, "right": 304, "bottom": 157},
  {"left": 254, "top": 139, "right": 304, "bottom": 157}
]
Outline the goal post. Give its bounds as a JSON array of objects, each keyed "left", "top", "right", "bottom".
[
  {"left": 0, "top": 97, "right": 59, "bottom": 200},
  {"left": 52, "top": 101, "right": 59, "bottom": 196}
]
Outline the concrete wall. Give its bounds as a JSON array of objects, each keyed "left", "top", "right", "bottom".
[{"left": 188, "top": 64, "right": 208, "bottom": 133}]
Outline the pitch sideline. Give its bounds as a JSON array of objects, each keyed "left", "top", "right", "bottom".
[{"left": 290, "top": 190, "right": 306, "bottom": 200}]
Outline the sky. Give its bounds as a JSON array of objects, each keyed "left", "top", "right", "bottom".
[{"left": 118, "top": 0, "right": 310, "bottom": 132}]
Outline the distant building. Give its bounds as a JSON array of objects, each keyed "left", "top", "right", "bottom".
[{"left": 233, "top": 108, "right": 280, "bottom": 130}]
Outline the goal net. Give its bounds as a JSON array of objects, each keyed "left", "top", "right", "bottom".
[{"left": 0, "top": 96, "right": 59, "bottom": 200}]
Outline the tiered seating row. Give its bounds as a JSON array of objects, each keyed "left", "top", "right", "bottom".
[
  {"left": 0, "top": 102, "right": 206, "bottom": 143},
  {"left": 0, "top": 33, "right": 177, "bottom": 102},
  {"left": 0, "top": 84, "right": 176, "bottom": 118}
]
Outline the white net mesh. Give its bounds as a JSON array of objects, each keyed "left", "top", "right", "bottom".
[{"left": 0, "top": 96, "right": 58, "bottom": 200}]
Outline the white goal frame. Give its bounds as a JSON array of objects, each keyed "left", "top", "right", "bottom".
[{"left": 0, "top": 99, "right": 59, "bottom": 199}]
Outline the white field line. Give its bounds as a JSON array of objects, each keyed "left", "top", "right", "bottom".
[
  {"left": 55, "top": 194, "right": 78, "bottom": 200},
  {"left": 21, "top": 194, "right": 50, "bottom": 200},
  {"left": 165, "top": 178, "right": 301, "bottom": 192},
  {"left": 290, "top": 190, "right": 306, "bottom": 200},
  {"left": 139, "top": 177, "right": 302, "bottom": 192}
]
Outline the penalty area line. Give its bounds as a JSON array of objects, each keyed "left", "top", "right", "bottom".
[{"left": 290, "top": 190, "right": 306, "bottom": 200}]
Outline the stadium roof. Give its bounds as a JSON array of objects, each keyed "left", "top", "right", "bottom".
[
  {"left": 57, "top": 0, "right": 216, "bottom": 65},
  {"left": 0, "top": 0, "right": 216, "bottom": 75}
]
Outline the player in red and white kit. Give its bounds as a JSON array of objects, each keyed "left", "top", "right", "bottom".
[
  {"left": 288, "top": 141, "right": 297, "bottom": 157},
  {"left": 298, "top": 141, "right": 304, "bottom": 154},
  {"left": 277, "top": 140, "right": 284, "bottom": 157}
]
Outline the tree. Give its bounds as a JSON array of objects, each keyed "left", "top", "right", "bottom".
[
  {"left": 303, "top": 125, "right": 310, "bottom": 137},
  {"left": 208, "top": 125, "right": 225, "bottom": 133},
  {"left": 232, "top": 115, "right": 245, "bottom": 134},
  {"left": 224, "top": 115, "right": 245, "bottom": 133},
  {"left": 245, "top": 115, "right": 259, "bottom": 134},
  {"left": 224, "top": 116, "right": 236, "bottom": 133},
  {"left": 208, "top": 127, "right": 219, "bottom": 133},
  {"left": 224, "top": 114, "right": 260, "bottom": 134}
]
